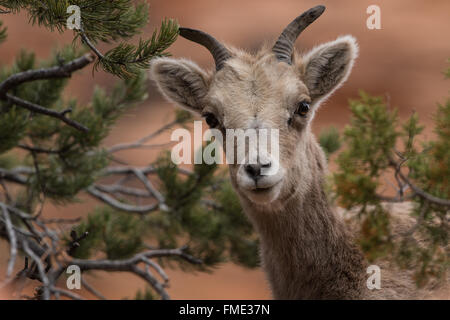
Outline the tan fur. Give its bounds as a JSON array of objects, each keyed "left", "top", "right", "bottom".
[{"left": 150, "top": 36, "right": 448, "bottom": 299}]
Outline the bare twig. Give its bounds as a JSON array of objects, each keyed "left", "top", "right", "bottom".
[
  {"left": 131, "top": 265, "right": 169, "bottom": 299},
  {"left": 17, "top": 144, "right": 60, "bottom": 154},
  {"left": 78, "top": 26, "right": 105, "bottom": 60},
  {"left": 0, "top": 202, "right": 32, "bottom": 220},
  {"left": 132, "top": 168, "right": 168, "bottom": 211},
  {"left": 22, "top": 240, "right": 50, "bottom": 300},
  {"left": 403, "top": 202, "right": 430, "bottom": 237},
  {"left": 81, "top": 278, "right": 106, "bottom": 300},
  {"left": 375, "top": 193, "right": 415, "bottom": 203},
  {"left": 388, "top": 159, "right": 450, "bottom": 207},
  {"left": 398, "top": 171, "right": 450, "bottom": 207},
  {"left": 50, "top": 287, "right": 84, "bottom": 300},
  {"left": 107, "top": 120, "right": 178, "bottom": 153},
  {"left": 0, "top": 178, "right": 12, "bottom": 202},
  {"left": 69, "top": 246, "right": 201, "bottom": 300},
  {"left": 0, "top": 167, "right": 30, "bottom": 185},
  {"left": 141, "top": 257, "right": 169, "bottom": 285},
  {"left": 0, "top": 204, "right": 17, "bottom": 278},
  {"left": 87, "top": 186, "right": 159, "bottom": 214},
  {"left": 0, "top": 217, "right": 37, "bottom": 239},
  {"left": 77, "top": 25, "right": 157, "bottom": 68},
  {"left": 102, "top": 165, "right": 157, "bottom": 176},
  {"left": 95, "top": 184, "right": 150, "bottom": 198}
]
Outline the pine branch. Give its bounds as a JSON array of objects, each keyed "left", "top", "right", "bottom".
[
  {"left": 89, "top": 18, "right": 179, "bottom": 78},
  {"left": 0, "top": 53, "right": 94, "bottom": 96},
  {"left": 385, "top": 158, "right": 450, "bottom": 207},
  {"left": 17, "top": 144, "right": 60, "bottom": 154},
  {"left": 5, "top": 94, "right": 89, "bottom": 132},
  {"left": 0, "top": 53, "right": 94, "bottom": 132},
  {"left": 0, "top": 2, "right": 178, "bottom": 79},
  {"left": 398, "top": 171, "right": 450, "bottom": 207}
]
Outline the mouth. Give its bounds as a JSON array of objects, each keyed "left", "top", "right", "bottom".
[
  {"left": 235, "top": 164, "right": 286, "bottom": 204},
  {"left": 251, "top": 186, "right": 275, "bottom": 193},
  {"left": 241, "top": 180, "right": 283, "bottom": 204}
]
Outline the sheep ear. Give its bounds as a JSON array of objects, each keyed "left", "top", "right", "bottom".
[
  {"left": 301, "top": 35, "right": 358, "bottom": 102},
  {"left": 150, "top": 58, "right": 210, "bottom": 114}
]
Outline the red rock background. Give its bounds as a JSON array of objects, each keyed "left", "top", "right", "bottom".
[{"left": 1, "top": 0, "right": 449, "bottom": 299}]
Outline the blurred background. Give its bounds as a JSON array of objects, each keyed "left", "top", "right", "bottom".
[{"left": 1, "top": 0, "right": 449, "bottom": 299}]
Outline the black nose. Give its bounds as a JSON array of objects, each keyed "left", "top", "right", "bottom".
[
  {"left": 244, "top": 162, "right": 271, "bottom": 180},
  {"left": 245, "top": 164, "right": 261, "bottom": 178}
]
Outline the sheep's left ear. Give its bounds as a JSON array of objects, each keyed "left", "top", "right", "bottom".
[{"left": 301, "top": 36, "right": 358, "bottom": 102}]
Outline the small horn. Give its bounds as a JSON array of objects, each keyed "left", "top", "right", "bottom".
[
  {"left": 179, "top": 27, "right": 231, "bottom": 71},
  {"left": 272, "top": 5, "right": 326, "bottom": 64}
]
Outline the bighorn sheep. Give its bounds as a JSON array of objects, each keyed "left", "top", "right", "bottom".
[{"left": 150, "top": 5, "right": 447, "bottom": 299}]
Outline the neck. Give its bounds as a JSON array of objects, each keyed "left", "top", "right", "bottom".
[{"left": 239, "top": 139, "right": 366, "bottom": 299}]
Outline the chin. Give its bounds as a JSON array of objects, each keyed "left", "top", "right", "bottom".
[{"left": 241, "top": 182, "right": 283, "bottom": 204}]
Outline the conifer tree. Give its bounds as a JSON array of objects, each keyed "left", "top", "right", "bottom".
[
  {"left": 332, "top": 69, "right": 450, "bottom": 286},
  {"left": 0, "top": 0, "right": 256, "bottom": 300}
]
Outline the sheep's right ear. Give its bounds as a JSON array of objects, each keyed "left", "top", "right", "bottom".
[{"left": 150, "top": 58, "right": 210, "bottom": 114}]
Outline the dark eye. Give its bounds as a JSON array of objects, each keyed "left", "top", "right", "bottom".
[
  {"left": 203, "top": 112, "right": 219, "bottom": 128},
  {"left": 296, "top": 101, "right": 310, "bottom": 117}
]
